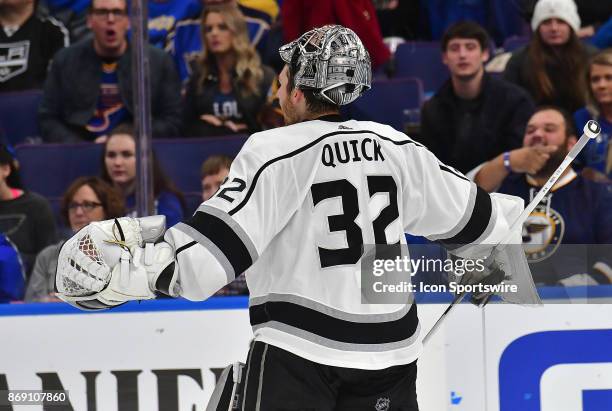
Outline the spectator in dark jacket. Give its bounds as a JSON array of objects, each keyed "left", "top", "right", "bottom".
[
  {"left": 183, "top": 5, "right": 275, "bottom": 137},
  {"left": 503, "top": 0, "right": 595, "bottom": 113},
  {"left": 38, "top": 0, "right": 182, "bottom": 143},
  {"left": 0, "top": 0, "right": 69, "bottom": 92},
  {"left": 418, "top": 22, "right": 535, "bottom": 174},
  {"left": 0, "top": 144, "right": 55, "bottom": 279}
]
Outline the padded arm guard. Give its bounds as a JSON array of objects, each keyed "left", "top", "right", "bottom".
[{"left": 55, "top": 216, "right": 180, "bottom": 311}]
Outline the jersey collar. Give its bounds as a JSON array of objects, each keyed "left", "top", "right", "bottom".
[
  {"left": 314, "top": 114, "right": 344, "bottom": 122},
  {"left": 526, "top": 168, "right": 577, "bottom": 191}
]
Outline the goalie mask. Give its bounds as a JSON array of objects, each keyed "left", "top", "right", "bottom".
[{"left": 279, "top": 25, "right": 372, "bottom": 106}]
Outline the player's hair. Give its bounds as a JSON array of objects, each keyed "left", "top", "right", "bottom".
[
  {"left": 286, "top": 50, "right": 339, "bottom": 115},
  {"left": 441, "top": 21, "right": 490, "bottom": 52},
  {"left": 533, "top": 105, "right": 577, "bottom": 140},
  {"left": 201, "top": 154, "right": 233, "bottom": 178},
  {"left": 585, "top": 49, "right": 612, "bottom": 119},
  {"left": 101, "top": 125, "right": 186, "bottom": 212},
  {"left": 60, "top": 176, "right": 125, "bottom": 225},
  {"left": 0, "top": 144, "right": 22, "bottom": 189},
  {"left": 196, "top": 5, "right": 264, "bottom": 97},
  {"left": 87, "top": 0, "right": 127, "bottom": 14},
  {"left": 526, "top": 25, "right": 587, "bottom": 107}
]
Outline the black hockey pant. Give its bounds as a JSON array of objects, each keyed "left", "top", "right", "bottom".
[{"left": 206, "top": 341, "right": 419, "bottom": 410}]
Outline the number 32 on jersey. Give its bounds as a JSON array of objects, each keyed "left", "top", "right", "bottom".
[{"left": 311, "top": 176, "right": 399, "bottom": 268}]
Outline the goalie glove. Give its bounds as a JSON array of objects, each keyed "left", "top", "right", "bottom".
[
  {"left": 55, "top": 216, "right": 179, "bottom": 311},
  {"left": 448, "top": 254, "right": 509, "bottom": 307}
]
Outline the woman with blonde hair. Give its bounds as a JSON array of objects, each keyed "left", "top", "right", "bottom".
[
  {"left": 504, "top": 0, "right": 594, "bottom": 113},
  {"left": 183, "top": 5, "right": 275, "bottom": 136},
  {"left": 574, "top": 48, "right": 612, "bottom": 181}
]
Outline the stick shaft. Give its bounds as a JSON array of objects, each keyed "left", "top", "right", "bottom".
[
  {"left": 422, "top": 292, "right": 466, "bottom": 345},
  {"left": 422, "top": 127, "right": 599, "bottom": 346},
  {"left": 500, "top": 131, "right": 592, "bottom": 247}
]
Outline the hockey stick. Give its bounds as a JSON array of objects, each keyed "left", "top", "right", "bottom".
[{"left": 422, "top": 120, "right": 601, "bottom": 346}]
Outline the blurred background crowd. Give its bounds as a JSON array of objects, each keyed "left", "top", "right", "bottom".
[{"left": 0, "top": 0, "right": 611, "bottom": 302}]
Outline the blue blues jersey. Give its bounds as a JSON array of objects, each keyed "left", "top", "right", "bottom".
[
  {"left": 125, "top": 190, "right": 184, "bottom": 228},
  {"left": 0, "top": 234, "right": 24, "bottom": 302},
  {"left": 86, "top": 62, "right": 128, "bottom": 137},
  {"left": 165, "top": 4, "right": 270, "bottom": 81},
  {"left": 145, "top": 0, "right": 202, "bottom": 49},
  {"left": 43, "top": 0, "right": 90, "bottom": 15},
  {"left": 574, "top": 108, "right": 612, "bottom": 179},
  {"left": 498, "top": 171, "right": 612, "bottom": 284}
]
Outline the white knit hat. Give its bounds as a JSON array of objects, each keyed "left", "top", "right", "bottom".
[{"left": 531, "top": 0, "right": 581, "bottom": 33}]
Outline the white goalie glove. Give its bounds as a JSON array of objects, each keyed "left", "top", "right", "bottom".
[{"left": 55, "top": 216, "right": 179, "bottom": 311}]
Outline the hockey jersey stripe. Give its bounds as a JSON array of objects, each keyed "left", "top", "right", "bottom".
[
  {"left": 249, "top": 300, "right": 418, "bottom": 345},
  {"left": 229, "top": 129, "right": 461, "bottom": 216},
  {"left": 249, "top": 293, "right": 413, "bottom": 323},
  {"left": 178, "top": 206, "right": 256, "bottom": 279},
  {"left": 439, "top": 186, "right": 493, "bottom": 248},
  {"left": 197, "top": 204, "right": 259, "bottom": 260},
  {"left": 253, "top": 321, "right": 421, "bottom": 352},
  {"left": 428, "top": 182, "right": 477, "bottom": 242},
  {"left": 174, "top": 222, "right": 236, "bottom": 283},
  {"left": 241, "top": 341, "right": 267, "bottom": 410}
]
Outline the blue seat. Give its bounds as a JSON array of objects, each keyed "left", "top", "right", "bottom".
[
  {"left": 502, "top": 35, "right": 529, "bottom": 52},
  {"left": 345, "top": 77, "right": 424, "bottom": 132},
  {"left": 0, "top": 90, "right": 43, "bottom": 146},
  {"left": 154, "top": 135, "right": 248, "bottom": 193},
  {"left": 394, "top": 42, "right": 448, "bottom": 93},
  {"left": 16, "top": 142, "right": 103, "bottom": 198},
  {"left": 15, "top": 136, "right": 249, "bottom": 208}
]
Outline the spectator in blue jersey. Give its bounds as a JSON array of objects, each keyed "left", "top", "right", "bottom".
[
  {"left": 471, "top": 106, "right": 612, "bottom": 285},
  {"left": 591, "top": 17, "right": 612, "bottom": 50},
  {"left": 38, "top": 0, "right": 182, "bottom": 143},
  {"left": 165, "top": 0, "right": 273, "bottom": 82},
  {"left": 101, "top": 124, "right": 186, "bottom": 227},
  {"left": 574, "top": 49, "right": 612, "bottom": 182},
  {"left": 25, "top": 176, "right": 124, "bottom": 302},
  {"left": 147, "top": 0, "right": 203, "bottom": 49},
  {"left": 417, "top": 21, "right": 535, "bottom": 174},
  {"left": 183, "top": 5, "right": 275, "bottom": 137},
  {"left": 0, "top": 233, "right": 25, "bottom": 302}
]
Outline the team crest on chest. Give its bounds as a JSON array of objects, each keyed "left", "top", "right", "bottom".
[
  {"left": 521, "top": 204, "right": 565, "bottom": 263},
  {"left": 0, "top": 41, "right": 30, "bottom": 82}
]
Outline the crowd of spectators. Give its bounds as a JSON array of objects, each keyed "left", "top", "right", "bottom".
[{"left": 1, "top": 0, "right": 611, "bottom": 301}]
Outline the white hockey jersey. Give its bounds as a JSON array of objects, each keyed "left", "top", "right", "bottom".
[{"left": 164, "top": 115, "right": 523, "bottom": 369}]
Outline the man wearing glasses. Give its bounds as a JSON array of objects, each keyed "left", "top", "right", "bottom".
[{"left": 38, "top": 0, "right": 182, "bottom": 143}]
